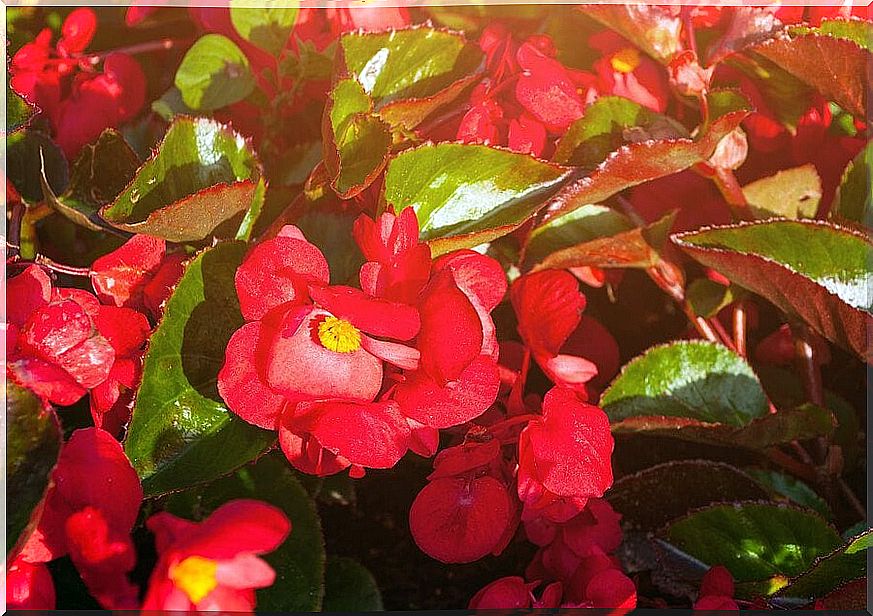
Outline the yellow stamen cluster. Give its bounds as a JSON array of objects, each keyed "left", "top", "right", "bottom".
[
  {"left": 169, "top": 555, "right": 218, "bottom": 604},
  {"left": 318, "top": 316, "right": 362, "bottom": 353},
  {"left": 610, "top": 47, "right": 641, "bottom": 74}
]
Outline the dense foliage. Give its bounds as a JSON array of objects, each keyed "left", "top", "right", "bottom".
[{"left": 5, "top": 3, "right": 870, "bottom": 611}]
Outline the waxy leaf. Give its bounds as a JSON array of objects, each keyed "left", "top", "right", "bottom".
[
  {"left": 553, "top": 96, "right": 687, "bottom": 168},
  {"left": 124, "top": 242, "right": 274, "bottom": 497},
  {"left": 685, "top": 278, "right": 737, "bottom": 318},
  {"left": 323, "top": 557, "right": 384, "bottom": 611},
  {"left": 743, "top": 164, "right": 821, "bottom": 220},
  {"left": 582, "top": 5, "right": 683, "bottom": 63},
  {"left": 608, "top": 460, "right": 769, "bottom": 533},
  {"left": 166, "top": 455, "right": 325, "bottom": 611},
  {"left": 322, "top": 78, "right": 392, "bottom": 198},
  {"left": 7, "top": 381, "right": 61, "bottom": 557},
  {"left": 522, "top": 203, "right": 633, "bottom": 269},
  {"left": 602, "top": 341, "right": 768, "bottom": 427},
  {"left": 230, "top": 3, "right": 298, "bottom": 56},
  {"left": 746, "top": 469, "right": 829, "bottom": 517},
  {"left": 100, "top": 117, "right": 262, "bottom": 241},
  {"left": 532, "top": 210, "right": 676, "bottom": 271},
  {"left": 541, "top": 109, "right": 748, "bottom": 222},
  {"left": 830, "top": 140, "right": 872, "bottom": 226},
  {"left": 378, "top": 73, "right": 479, "bottom": 132},
  {"left": 673, "top": 220, "right": 873, "bottom": 362},
  {"left": 751, "top": 31, "right": 869, "bottom": 117},
  {"left": 662, "top": 502, "right": 842, "bottom": 596},
  {"left": 6, "top": 83, "right": 37, "bottom": 134},
  {"left": 340, "top": 25, "right": 481, "bottom": 103},
  {"left": 384, "top": 143, "right": 570, "bottom": 255},
  {"left": 791, "top": 18, "right": 873, "bottom": 52},
  {"left": 174, "top": 34, "right": 256, "bottom": 111}
]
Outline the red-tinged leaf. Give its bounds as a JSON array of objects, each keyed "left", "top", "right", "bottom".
[
  {"left": 532, "top": 210, "right": 676, "bottom": 271},
  {"left": 830, "top": 140, "right": 872, "bottom": 226},
  {"left": 7, "top": 381, "right": 62, "bottom": 559},
  {"left": 607, "top": 460, "right": 769, "bottom": 532},
  {"left": 383, "top": 143, "right": 571, "bottom": 257},
  {"left": 100, "top": 117, "right": 262, "bottom": 241},
  {"left": 750, "top": 31, "right": 869, "bottom": 117},
  {"left": 672, "top": 219, "right": 873, "bottom": 361},
  {"left": 378, "top": 74, "right": 480, "bottom": 132},
  {"left": 743, "top": 164, "right": 821, "bottom": 219},
  {"left": 582, "top": 5, "right": 683, "bottom": 63},
  {"left": 705, "top": 7, "right": 783, "bottom": 65},
  {"left": 322, "top": 78, "right": 392, "bottom": 199},
  {"left": 540, "top": 109, "right": 748, "bottom": 223}
]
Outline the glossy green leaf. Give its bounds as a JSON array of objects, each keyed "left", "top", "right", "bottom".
[
  {"left": 541, "top": 109, "right": 748, "bottom": 222},
  {"left": 230, "top": 2, "right": 298, "bottom": 56},
  {"left": 686, "top": 278, "right": 736, "bottom": 318},
  {"left": 831, "top": 140, "right": 872, "bottom": 226},
  {"left": 174, "top": 34, "right": 256, "bottom": 111},
  {"left": 7, "top": 83, "right": 37, "bottom": 134},
  {"left": 791, "top": 18, "right": 873, "bottom": 52},
  {"left": 532, "top": 210, "right": 676, "bottom": 271},
  {"left": 523, "top": 203, "right": 633, "bottom": 269},
  {"left": 746, "top": 469, "right": 829, "bottom": 517},
  {"left": 553, "top": 96, "right": 687, "bottom": 168},
  {"left": 322, "top": 78, "right": 392, "bottom": 198},
  {"left": 752, "top": 32, "right": 869, "bottom": 117},
  {"left": 673, "top": 219, "right": 873, "bottom": 362},
  {"left": 323, "top": 557, "right": 383, "bottom": 611},
  {"left": 772, "top": 527, "right": 871, "bottom": 603},
  {"left": 166, "top": 454, "right": 325, "bottom": 611},
  {"left": 100, "top": 117, "right": 262, "bottom": 241},
  {"left": 608, "top": 460, "right": 769, "bottom": 533},
  {"left": 663, "top": 502, "right": 841, "bottom": 593},
  {"left": 378, "top": 73, "right": 479, "bottom": 132},
  {"left": 384, "top": 143, "right": 571, "bottom": 256},
  {"left": 340, "top": 26, "right": 481, "bottom": 103},
  {"left": 7, "top": 381, "right": 61, "bottom": 558},
  {"left": 743, "top": 164, "right": 821, "bottom": 219},
  {"left": 124, "top": 242, "right": 275, "bottom": 497},
  {"left": 602, "top": 340, "right": 768, "bottom": 426}
]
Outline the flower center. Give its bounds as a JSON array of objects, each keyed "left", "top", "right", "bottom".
[
  {"left": 169, "top": 555, "right": 218, "bottom": 604},
  {"left": 610, "top": 47, "right": 641, "bottom": 74},
  {"left": 318, "top": 316, "right": 361, "bottom": 353}
]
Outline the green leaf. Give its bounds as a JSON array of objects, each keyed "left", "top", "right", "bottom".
[
  {"left": 602, "top": 341, "right": 768, "bottom": 427},
  {"left": 663, "top": 502, "right": 842, "bottom": 595},
  {"left": 384, "top": 143, "right": 571, "bottom": 256},
  {"left": 322, "top": 78, "right": 392, "bottom": 198},
  {"left": 340, "top": 25, "right": 481, "bottom": 103},
  {"left": 745, "top": 469, "right": 830, "bottom": 517},
  {"left": 151, "top": 87, "right": 196, "bottom": 122},
  {"left": 7, "top": 381, "right": 62, "bottom": 558},
  {"left": 831, "top": 140, "right": 872, "bottom": 226},
  {"left": 230, "top": 2, "right": 298, "bottom": 56},
  {"left": 124, "top": 243, "right": 275, "bottom": 497},
  {"left": 323, "top": 557, "right": 383, "bottom": 611},
  {"left": 791, "top": 18, "right": 873, "bottom": 52},
  {"left": 378, "top": 73, "right": 479, "bottom": 132},
  {"left": 165, "top": 454, "right": 325, "bottom": 611},
  {"left": 686, "top": 278, "right": 736, "bottom": 318},
  {"left": 772, "top": 527, "right": 871, "bottom": 603},
  {"left": 174, "top": 34, "right": 256, "bottom": 111},
  {"left": 532, "top": 210, "right": 676, "bottom": 271},
  {"left": 608, "top": 460, "right": 769, "bottom": 533},
  {"left": 752, "top": 31, "right": 869, "bottom": 117},
  {"left": 553, "top": 96, "right": 687, "bottom": 168},
  {"left": 100, "top": 117, "right": 262, "bottom": 241},
  {"left": 7, "top": 130, "right": 68, "bottom": 202},
  {"left": 743, "top": 164, "right": 821, "bottom": 219},
  {"left": 541, "top": 108, "right": 748, "bottom": 222},
  {"left": 673, "top": 219, "right": 873, "bottom": 362},
  {"left": 7, "top": 83, "right": 37, "bottom": 134},
  {"left": 522, "top": 203, "right": 633, "bottom": 269}
]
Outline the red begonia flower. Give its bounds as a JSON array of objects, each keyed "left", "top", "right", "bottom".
[
  {"left": 589, "top": 31, "right": 669, "bottom": 113},
  {"left": 18, "top": 428, "right": 141, "bottom": 609},
  {"left": 410, "top": 475, "right": 514, "bottom": 563},
  {"left": 515, "top": 40, "right": 585, "bottom": 133},
  {"left": 694, "top": 565, "right": 739, "bottom": 610},
  {"left": 90, "top": 234, "right": 168, "bottom": 314},
  {"left": 6, "top": 558, "right": 55, "bottom": 610},
  {"left": 517, "top": 387, "right": 614, "bottom": 522},
  {"left": 469, "top": 577, "right": 536, "bottom": 609},
  {"left": 143, "top": 499, "right": 290, "bottom": 612}
]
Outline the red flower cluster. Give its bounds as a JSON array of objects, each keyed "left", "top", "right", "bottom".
[
  {"left": 10, "top": 8, "right": 146, "bottom": 158},
  {"left": 453, "top": 24, "right": 667, "bottom": 158},
  {"left": 6, "top": 265, "right": 150, "bottom": 433},
  {"left": 469, "top": 499, "right": 635, "bottom": 609},
  {"left": 143, "top": 500, "right": 291, "bottom": 612},
  {"left": 218, "top": 207, "right": 505, "bottom": 477}
]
